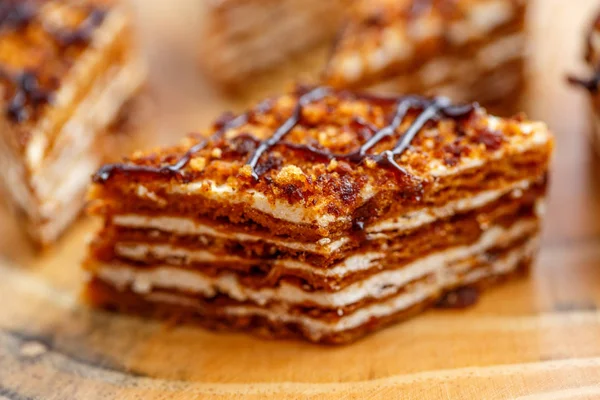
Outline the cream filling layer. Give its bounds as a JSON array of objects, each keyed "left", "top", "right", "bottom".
[
  {"left": 141, "top": 237, "right": 537, "bottom": 339},
  {"left": 367, "top": 179, "right": 532, "bottom": 234},
  {"left": 114, "top": 243, "right": 384, "bottom": 279},
  {"left": 97, "top": 220, "right": 537, "bottom": 308},
  {"left": 114, "top": 179, "right": 540, "bottom": 255},
  {"left": 112, "top": 213, "right": 349, "bottom": 255},
  {"left": 113, "top": 215, "right": 538, "bottom": 280}
]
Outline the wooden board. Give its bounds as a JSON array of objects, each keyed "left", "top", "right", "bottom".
[{"left": 2, "top": 1, "right": 600, "bottom": 398}]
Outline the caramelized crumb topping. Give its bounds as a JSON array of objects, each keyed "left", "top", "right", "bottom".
[{"left": 92, "top": 86, "right": 551, "bottom": 212}]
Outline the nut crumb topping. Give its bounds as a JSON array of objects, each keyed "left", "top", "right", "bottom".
[{"left": 93, "top": 86, "right": 551, "bottom": 213}]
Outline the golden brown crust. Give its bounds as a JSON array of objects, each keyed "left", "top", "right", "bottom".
[
  {"left": 90, "top": 86, "right": 553, "bottom": 238},
  {"left": 92, "top": 149, "right": 549, "bottom": 242}
]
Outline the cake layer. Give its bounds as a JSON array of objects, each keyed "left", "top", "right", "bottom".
[
  {"left": 90, "top": 178, "right": 546, "bottom": 272},
  {"left": 200, "top": 0, "right": 350, "bottom": 87},
  {"left": 87, "top": 235, "right": 536, "bottom": 343},
  {"left": 0, "top": 1, "right": 130, "bottom": 155},
  {"left": 94, "top": 150, "right": 548, "bottom": 244},
  {"left": 90, "top": 220, "right": 538, "bottom": 309},
  {"left": 91, "top": 88, "right": 552, "bottom": 241},
  {"left": 373, "top": 49, "right": 525, "bottom": 108}
]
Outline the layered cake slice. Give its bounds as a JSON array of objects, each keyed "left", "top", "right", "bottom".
[
  {"left": 85, "top": 86, "right": 553, "bottom": 344},
  {"left": 0, "top": 0, "right": 146, "bottom": 246},
  {"left": 324, "top": 0, "right": 528, "bottom": 106},
  {"left": 568, "top": 11, "right": 600, "bottom": 153},
  {"left": 200, "top": 0, "right": 350, "bottom": 89}
]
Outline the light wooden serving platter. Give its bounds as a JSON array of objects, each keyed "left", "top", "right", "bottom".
[{"left": 2, "top": 1, "right": 600, "bottom": 398}]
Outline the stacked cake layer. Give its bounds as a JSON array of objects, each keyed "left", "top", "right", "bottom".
[
  {"left": 0, "top": 0, "right": 146, "bottom": 245},
  {"left": 200, "top": 0, "right": 350, "bottom": 89},
  {"left": 85, "top": 87, "right": 553, "bottom": 343},
  {"left": 324, "top": 0, "right": 527, "bottom": 105}
]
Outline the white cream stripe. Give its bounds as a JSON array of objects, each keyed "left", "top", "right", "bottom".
[
  {"left": 139, "top": 237, "right": 538, "bottom": 339},
  {"left": 97, "top": 221, "right": 538, "bottom": 308},
  {"left": 113, "top": 179, "right": 540, "bottom": 256},
  {"left": 113, "top": 218, "right": 537, "bottom": 280}
]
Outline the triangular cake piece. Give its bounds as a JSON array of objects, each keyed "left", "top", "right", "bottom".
[
  {"left": 85, "top": 86, "right": 553, "bottom": 344},
  {"left": 324, "top": 0, "right": 527, "bottom": 106},
  {"left": 0, "top": 0, "right": 146, "bottom": 245}
]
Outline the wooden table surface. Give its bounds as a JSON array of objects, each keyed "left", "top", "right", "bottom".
[{"left": 2, "top": 1, "right": 600, "bottom": 399}]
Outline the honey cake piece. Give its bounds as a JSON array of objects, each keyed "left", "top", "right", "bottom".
[
  {"left": 199, "top": 0, "right": 351, "bottom": 90},
  {"left": 0, "top": 0, "right": 147, "bottom": 246},
  {"left": 85, "top": 86, "right": 553, "bottom": 344},
  {"left": 324, "top": 0, "right": 527, "bottom": 106},
  {"left": 568, "top": 11, "right": 600, "bottom": 153}
]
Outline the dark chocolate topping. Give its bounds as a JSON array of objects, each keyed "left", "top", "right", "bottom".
[
  {"left": 51, "top": 8, "right": 106, "bottom": 47},
  {"left": 0, "top": 1, "right": 107, "bottom": 123},
  {"left": 93, "top": 87, "right": 478, "bottom": 184},
  {"left": 568, "top": 11, "right": 600, "bottom": 93},
  {"left": 244, "top": 89, "right": 476, "bottom": 181},
  {"left": 0, "top": 1, "right": 35, "bottom": 29},
  {"left": 92, "top": 99, "right": 274, "bottom": 183},
  {"left": 246, "top": 87, "right": 331, "bottom": 179},
  {"left": 567, "top": 74, "right": 600, "bottom": 93}
]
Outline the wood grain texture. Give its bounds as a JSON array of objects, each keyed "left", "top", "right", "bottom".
[{"left": 1, "top": 0, "right": 600, "bottom": 398}]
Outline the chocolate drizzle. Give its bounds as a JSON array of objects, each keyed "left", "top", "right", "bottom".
[
  {"left": 51, "top": 8, "right": 106, "bottom": 47},
  {"left": 0, "top": 1, "right": 107, "bottom": 122},
  {"left": 568, "top": 14, "right": 600, "bottom": 94},
  {"left": 244, "top": 90, "right": 476, "bottom": 181},
  {"left": 568, "top": 73, "right": 600, "bottom": 93},
  {"left": 93, "top": 100, "right": 274, "bottom": 183},
  {"left": 4, "top": 70, "right": 53, "bottom": 122},
  {"left": 0, "top": 1, "right": 35, "bottom": 29},
  {"left": 93, "top": 87, "right": 478, "bottom": 184},
  {"left": 246, "top": 87, "right": 331, "bottom": 179}
]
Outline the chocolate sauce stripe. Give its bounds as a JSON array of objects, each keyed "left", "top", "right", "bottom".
[
  {"left": 93, "top": 98, "right": 274, "bottom": 182},
  {"left": 569, "top": 14, "right": 600, "bottom": 93},
  {"left": 93, "top": 87, "right": 477, "bottom": 184},
  {"left": 568, "top": 73, "right": 600, "bottom": 93}
]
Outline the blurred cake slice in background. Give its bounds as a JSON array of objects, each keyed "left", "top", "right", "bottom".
[
  {"left": 199, "top": 0, "right": 350, "bottom": 92},
  {"left": 568, "top": 11, "right": 600, "bottom": 153},
  {"left": 0, "top": 0, "right": 147, "bottom": 246},
  {"left": 324, "top": 0, "right": 528, "bottom": 107}
]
